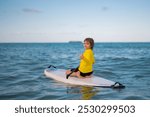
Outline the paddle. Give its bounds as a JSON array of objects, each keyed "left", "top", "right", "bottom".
[
  {"left": 48, "top": 65, "right": 77, "bottom": 79},
  {"left": 66, "top": 66, "right": 78, "bottom": 79}
]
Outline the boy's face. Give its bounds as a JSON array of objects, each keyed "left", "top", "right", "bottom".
[{"left": 83, "top": 41, "right": 91, "bottom": 49}]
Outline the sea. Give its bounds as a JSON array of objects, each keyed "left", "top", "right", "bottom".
[{"left": 0, "top": 42, "right": 150, "bottom": 100}]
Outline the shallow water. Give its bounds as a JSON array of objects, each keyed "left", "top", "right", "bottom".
[{"left": 0, "top": 43, "right": 150, "bottom": 100}]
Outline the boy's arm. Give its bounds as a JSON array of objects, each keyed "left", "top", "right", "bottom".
[{"left": 80, "top": 54, "right": 91, "bottom": 64}]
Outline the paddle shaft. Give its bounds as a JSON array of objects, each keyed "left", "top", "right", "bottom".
[{"left": 66, "top": 66, "right": 78, "bottom": 79}]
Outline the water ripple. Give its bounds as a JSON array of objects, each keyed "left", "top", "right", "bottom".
[{"left": 0, "top": 43, "right": 150, "bottom": 100}]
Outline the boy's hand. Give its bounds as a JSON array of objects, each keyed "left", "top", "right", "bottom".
[{"left": 80, "top": 54, "right": 84, "bottom": 59}]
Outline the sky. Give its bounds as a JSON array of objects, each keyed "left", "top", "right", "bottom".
[{"left": 0, "top": 0, "right": 150, "bottom": 42}]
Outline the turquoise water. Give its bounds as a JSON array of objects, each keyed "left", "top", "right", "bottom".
[{"left": 0, "top": 43, "right": 150, "bottom": 100}]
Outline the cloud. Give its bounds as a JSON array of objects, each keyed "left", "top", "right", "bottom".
[{"left": 22, "top": 8, "right": 42, "bottom": 13}]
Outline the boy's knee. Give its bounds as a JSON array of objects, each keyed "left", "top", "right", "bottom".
[{"left": 66, "top": 70, "right": 70, "bottom": 75}]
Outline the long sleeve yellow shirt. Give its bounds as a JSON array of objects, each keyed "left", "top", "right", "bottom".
[{"left": 79, "top": 49, "right": 95, "bottom": 73}]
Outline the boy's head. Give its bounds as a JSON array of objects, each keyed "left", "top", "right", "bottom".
[{"left": 84, "top": 38, "right": 94, "bottom": 50}]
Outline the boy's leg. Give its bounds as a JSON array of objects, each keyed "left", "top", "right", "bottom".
[
  {"left": 85, "top": 75, "right": 92, "bottom": 78},
  {"left": 70, "top": 72, "right": 77, "bottom": 77},
  {"left": 76, "top": 71, "right": 83, "bottom": 78},
  {"left": 66, "top": 70, "right": 78, "bottom": 77}
]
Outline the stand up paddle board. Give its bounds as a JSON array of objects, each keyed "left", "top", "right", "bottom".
[{"left": 44, "top": 65, "right": 125, "bottom": 88}]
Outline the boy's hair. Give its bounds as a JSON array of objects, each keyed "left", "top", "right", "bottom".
[{"left": 84, "top": 38, "right": 94, "bottom": 50}]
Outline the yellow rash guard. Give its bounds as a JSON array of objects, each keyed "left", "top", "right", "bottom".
[{"left": 79, "top": 49, "right": 95, "bottom": 73}]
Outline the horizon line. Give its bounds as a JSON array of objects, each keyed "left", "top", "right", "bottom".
[{"left": 0, "top": 41, "right": 150, "bottom": 43}]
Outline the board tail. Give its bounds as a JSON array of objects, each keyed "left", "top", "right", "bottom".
[
  {"left": 48, "top": 65, "right": 56, "bottom": 69},
  {"left": 111, "top": 82, "right": 125, "bottom": 89}
]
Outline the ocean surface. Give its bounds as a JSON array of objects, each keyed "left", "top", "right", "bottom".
[{"left": 0, "top": 42, "right": 150, "bottom": 100}]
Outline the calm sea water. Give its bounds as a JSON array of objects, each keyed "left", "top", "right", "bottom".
[{"left": 0, "top": 43, "right": 150, "bottom": 100}]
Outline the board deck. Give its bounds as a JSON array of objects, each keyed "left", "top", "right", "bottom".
[{"left": 44, "top": 68, "right": 125, "bottom": 88}]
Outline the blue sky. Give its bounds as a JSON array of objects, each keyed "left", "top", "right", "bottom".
[{"left": 0, "top": 0, "right": 150, "bottom": 42}]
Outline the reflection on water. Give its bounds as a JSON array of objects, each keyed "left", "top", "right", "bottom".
[{"left": 67, "top": 86, "right": 100, "bottom": 100}]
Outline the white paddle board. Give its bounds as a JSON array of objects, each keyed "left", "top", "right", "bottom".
[{"left": 44, "top": 68, "right": 125, "bottom": 88}]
